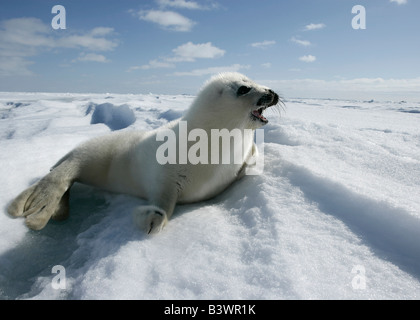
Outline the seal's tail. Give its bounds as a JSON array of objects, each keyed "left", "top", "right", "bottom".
[{"left": 7, "top": 166, "right": 73, "bottom": 230}]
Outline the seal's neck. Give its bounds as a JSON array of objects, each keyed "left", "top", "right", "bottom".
[{"left": 182, "top": 96, "right": 249, "bottom": 133}]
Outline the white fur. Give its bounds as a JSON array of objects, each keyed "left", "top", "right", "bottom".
[{"left": 7, "top": 73, "right": 279, "bottom": 233}]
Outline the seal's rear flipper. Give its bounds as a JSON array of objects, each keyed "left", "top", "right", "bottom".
[
  {"left": 7, "top": 165, "right": 73, "bottom": 230},
  {"left": 51, "top": 189, "right": 70, "bottom": 222},
  {"left": 7, "top": 184, "right": 37, "bottom": 218}
]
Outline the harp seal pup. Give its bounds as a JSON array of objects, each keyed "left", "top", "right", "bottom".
[{"left": 7, "top": 72, "right": 280, "bottom": 234}]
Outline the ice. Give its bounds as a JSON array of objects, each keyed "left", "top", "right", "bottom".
[
  {"left": 89, "top": 103, "right": 136, "bottom": 131},
  {"left": 0, "top": 92, "right": 419, "bottom": 299}
]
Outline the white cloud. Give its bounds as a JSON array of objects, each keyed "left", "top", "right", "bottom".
[
  {"left": 304, "top": 23, "right": 326, "bottom": 31},
  {"left": 74, "top": 53, "right": 110, "bottom": 63},
  {"left": 170, "top": 42, "right": 225, "bottom": 62},
  {"left": 56, "top": 31, "right": 118, "bottom": 51},
  {"left": 129, "top": 42, "right": 225, "bottom": 71},
  {"left": 291, "top": 37, "right": 311, "bottom": 47},
  {"left": 0, "top": 17, "right": 118, "bottom": 75},
  {"left": 157, "top": 0, "right": 204, "bottom": 10},
  {"left": 137, "top": 10, "right": 195, "bottom": 32},
  {"left": 130, "top": 59, "right": 176, "bottom": 71},
  {"left": 156, "top": 0, "right": 219, "bottom": 10},
  {"left": 390, "top": 0, "right": 407, "bottom": 4},
  {"left": 0, "top": 56, "right": 34, "bottom": 76},
  {"left": 0, "top": 18, "right": 117, "bottom": 52},
  {"left": 261, "top": 63, "right": 272, "bottom": 69},
  {"left": 0, "top": 18, "right": 52, "bottom": 55},
  {"left": 89, "top": 27, "right": 115, "bottom": 37},
  {"left": 171, "top": 64, "right": 250, "bottom": 76},
  {"left": 250, "top": 40, "right": 276, "bottom": 49},
  {"left": 299, "top": 55, "right": 316, "bottom": 63}
]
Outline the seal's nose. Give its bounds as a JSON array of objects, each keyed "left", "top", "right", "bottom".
[{"left": 268, "top": 89, "right": 279, "bottom": 106}]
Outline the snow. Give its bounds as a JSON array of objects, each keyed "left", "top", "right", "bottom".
[
  {"left": 0, "top": 92, "right": 419, "bottom": 300},
  {"left": 89, "top": 102, "right": 136, "bottom": 131}
]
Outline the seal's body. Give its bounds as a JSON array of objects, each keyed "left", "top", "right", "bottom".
[{"left": 8, "top": 73, "right": 280, "bottom": 234}]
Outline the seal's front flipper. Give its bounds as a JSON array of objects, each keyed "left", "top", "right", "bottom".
[{"left": 132, "top": 205, "right": 168, "bottom": 234}]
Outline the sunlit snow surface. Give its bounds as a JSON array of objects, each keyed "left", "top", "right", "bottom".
[{"left": 0, "top": 92, "right": 419, "bottom": 299}]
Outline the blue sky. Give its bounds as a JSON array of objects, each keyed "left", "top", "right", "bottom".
[{"left": 0, "top": 0, "right": 419, "bottom": 100}]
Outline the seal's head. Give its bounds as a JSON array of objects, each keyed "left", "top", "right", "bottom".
[
  {"left": 188, "top": 72, "right": 281, "bottom": 130},
  {"left": 235, "top": 77, "right": 280, "bottom": 127}
]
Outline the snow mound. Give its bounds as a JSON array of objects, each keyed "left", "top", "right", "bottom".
[
  {"left": 158, "top": 109, "right": 184, "bottom": 122},
  {"left": 89, "top": 103, "right": 136, "bottom": 130}
]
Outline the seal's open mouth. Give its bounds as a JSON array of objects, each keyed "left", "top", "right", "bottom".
[
  {"left": 251, "top": 107, "right": 269, "bottom": 123},
  {"left": 251, "top": 91, "right": 279, "bottom": 124}
]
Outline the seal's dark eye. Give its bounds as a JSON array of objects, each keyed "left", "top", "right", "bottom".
[{"left": 237, "top": 86, "right": 252, "bottom": 96}]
